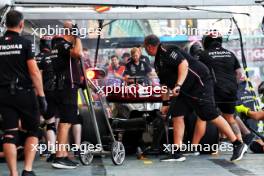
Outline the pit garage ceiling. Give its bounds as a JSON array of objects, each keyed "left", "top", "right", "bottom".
[
  {"left": 16, "top": 7, "right": 235, "bottom": 20},
  {"left": 6, "top": 0, "right": 264, "bottom": 6},
  {"left": 1, "top": 0, "right": 262, "bottom": 20},
  {"left": 1, "top": 0, "right": 263, "bottom": 10}
]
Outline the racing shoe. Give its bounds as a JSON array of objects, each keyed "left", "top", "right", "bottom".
[
  {"left": 21, "top": 170, "right": 36, "bottom": 176},
  {"left": 160, "top": 153, "right": 186, "bottom": 162},
  {"left": 52, "top": 157, "right": 78, "bottom": 169},
  {"left": 230, "top": 142, "right": 248, "bottom": 162}
]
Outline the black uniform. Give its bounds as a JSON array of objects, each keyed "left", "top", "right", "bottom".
[
  {"left": 199, "top": 43, "right": 241, "bottom": 114},
  {"left": 156, "top": 44, "right": 219, "bottom": 121},
  {"left": 128, "top": 55, "right": 151, "bottom": 66},
  {"left": 140, "top": 55, "right": 151, "bottom": 66},
  {"left": 124, "top": 60, "right": 152, "bottom": 77},
  {"left": 35, "top": 50, "right": 57, "bottom": 120},
  {"left": 0, "top": 30, "right": 39, "bottom": 131},
  {"left": 48, "top": 36, "right": 81, "bottom": 123}
]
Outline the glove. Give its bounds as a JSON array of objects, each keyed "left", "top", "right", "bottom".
[
  {"left": 38, "top": 96, "right": 48, "bottom": 114},
  {"left": 235, "top": 104, "right": 250, "bottom": 115},
  {"left": 172, "top": 84, "right": 181, "bottom": 97},
  {"left": 71, "top": 24, "right": 81, "bottom": 38}
]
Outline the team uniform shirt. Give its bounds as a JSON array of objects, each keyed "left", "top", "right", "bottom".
[
  {"left": 155, "top": 44, "right": 211, "bottom": 92},
  {"left": 124, "top": 60, "right": 152, "bottom": 77},
  {"left": 199, "top": 43, "right": 241, "bottom": 97},
  {"left": 51, "top": 36, "right": 81, "bottom": 89},
  {"left": 0, "top": 30, "right": 39, "bottom": 131},
  {"left": 155, "top": 44, "right": 219, "bottom": 121},
  {"left": 35, "top": 51, "right": 56, "bottom": 91},
  {"left": 43, "top": 36, "right": 81, "bottom": 123},
  {"left": 127, "top": 55, "right": 151, "bottom": 66},
  {"left": 0, "top": 30, "right": 35, "bottom": 88},
  {"left": 140, "top": 55, "right": 151, "bottom": 66}
]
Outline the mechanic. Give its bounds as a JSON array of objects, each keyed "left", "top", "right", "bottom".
[
  {"left": 49, "top": 21, "right": 83, "bottom": 169},
  {"left": 120, "top": 52, "right": 130, "bottom": 66},
  {"left": 187, "top": 42, "right": 203, "bottom": 59},
  {"left": 123, "top": 47, "right": 152, "bottom": 84},
  {"left": 236, "top": 82, "right": 264, "bottom": 120},
  {"left": 108, "top": 55, "right": 126, "bottom": 79},
  {"left": 235, "top": 78, "right": 256, "bottom": 144},
  {"left": 198, "top": 32, "right": 244, "bottom": 143},
  {"left": 0, "top": 10, "right": 47, "bottom": 176},
  {"left": 36, "top": 36, "right": 83, "bottom": 162},
  {"left": 127, "top": 45, "right": 151, "bottom": 66},
  {"left": 82, "top": 48, "right": 92, "bottom": 69},
  {"left": 144, "top": 34, "right": 247, "bottom": 162},
  {"left": 188, "top": 43, "right": 254, "bottom": 153},
  {"left": 235, "top": 81, "right": 264, "bottom": 120},
  {"left": 35, "top": 36, "right": 58, "bottom": 162},
  {"left": 235, "top": 82, "right": 264, "bottom": 153}
]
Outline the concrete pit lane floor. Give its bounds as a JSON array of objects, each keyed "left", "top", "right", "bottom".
[{"left": 0, "top": 151, "right": 264, "bottom": 176}]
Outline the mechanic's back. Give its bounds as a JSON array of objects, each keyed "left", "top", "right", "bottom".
[
  {"left": 199, "top": 35, "right": 241, "bottom": 95},
  {"left": 0, "top": 28, "right": 33, "bottom": 87}
]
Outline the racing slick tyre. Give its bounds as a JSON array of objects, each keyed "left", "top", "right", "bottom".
[
  {"left": 111, "top": 141, "right": 126, "bottom": 165},
  {"left": 79, "top": 141, "right": 94, "bottom": 166},
  {"left": 79, "top": 106, "right": 109, "bottom": 145}
]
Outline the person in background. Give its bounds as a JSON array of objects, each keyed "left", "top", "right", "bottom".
[
  {"left": 82, "top": 48, "right": 92, "bottom": 69},
  {"left": 123, "top": 47, "right": 152, "bottom": 84},
  {"left": 120, "top": 52, "right": 130, "bottom": 66},
  {"left": 127, "top": 45, "right": 152, "bottom": 66},
  {"left": 135, "top": 45, "right": 151, "bottom": 66},
  {"left": 108, "top": 55, "right": 126, "bottom": 80}
]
